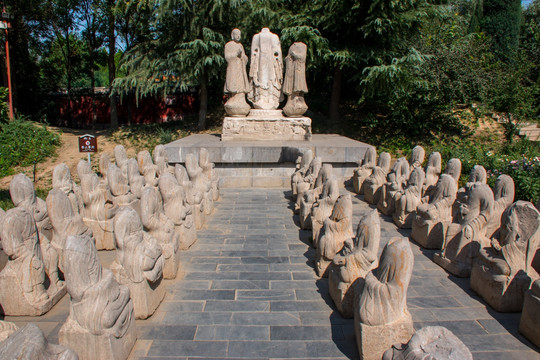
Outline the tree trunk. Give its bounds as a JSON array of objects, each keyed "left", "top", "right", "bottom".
[
  {"left": 108, "top": 0, "right": 118, "bottom": 130},
  {"left": 198, "top": 70, "right": 208, "bottom": 131},
  {"left": 329, "top": 66, "right": 342, "bottom": 125},
  {"left": 66, "top": 27, "right": 73, "bottom": 127}
]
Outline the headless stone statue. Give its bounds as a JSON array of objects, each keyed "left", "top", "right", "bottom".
[
  {"left": 422, "top": 152, "right": 442, "bottom": 200},
  {"left": 392, "top": 166, "right": 426, "bottom": 228},
  {"left": 354, "top": 237, "right": 415, "bottom": 360},
  {"left": 107, "top": 163, "right": 139, "bottom": 215},
  {"left": 114, "top": 145, "right": 129, "bottom": 178},
  {"left": 248, "top": 28, "right": 283, "bottom": 110},
  {"left": 329, "top": 209, "right": 380, "bottom": 318},
  {"left": 471, "top": 201, "right": 540, "bottom": 312},
  {"left": 486, "top": 174, "right": 515, "bottom": 238},
  {"left": 378, "top": 157, "right": 409, "bottom": 216},
  {"left": 186, "top": 153, "right": 214, "bottom": 216},
  {"left": 138, "top": 150, "right": 159, "bottom": 188},
  {"left": 291, "top": 149, "right": 313, "bottom": 199},
  {"left": 153, "top": 145, "right": 172, "bottom": 177},
  {"left": 199, "top": 148, "right": 220, "bottom": 202},
  {"left": 175, "top": 163, "right": 203, "bottom": 230},
  {"left": 224, "top": 28, "right": 251, "bottom": 116},
  {"left": 411, "top": 158, "right": 461, "bottom": 249},
  {"left": 353, "top": 147, "right": 376, "bottom": 195},
  {"left": 299, "top": 164, "right": 332, "bottom": 230},
  {"left": 311, "top": 174, "right": 340, "bottom": 247},
  {"left": 0, "top": 320, "right": 17, "bottom": 342},
  {"left": 59, "top": 234, "right": 136, "bottom": 360},
  {"left": 282, "top": 42, "right": 308, "bottom": 117},
  {"left": 364, "top": 152, "right": 391, "bottom": 204},
  {"left": 294, "top": 156, "right": 322, "bottom": 214},
  {"left": 111, "top": 207, "right": 165, "bottom": 319},
  {"left": 53, "top": 163, "right": 84, "bottom": 215},
  {"left": 316, "top": 194, "right": 354, "bottom": 277},
  {"left": 127, "top": 158, "right": 144, "bottom": 199}
]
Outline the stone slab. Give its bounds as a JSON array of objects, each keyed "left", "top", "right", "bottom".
[{"left": 222, "top": 116, "right": 312, "bottom": 141}]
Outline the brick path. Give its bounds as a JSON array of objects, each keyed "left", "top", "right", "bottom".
[{"left": 6, "top": 188, "right": 540, "bottom": 359}]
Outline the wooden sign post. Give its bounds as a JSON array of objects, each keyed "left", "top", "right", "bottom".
[{"left": 79, "top": 134, "right": 97, "bottom": 164}]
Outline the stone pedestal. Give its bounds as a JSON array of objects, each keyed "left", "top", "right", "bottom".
[
  {"left": 84, "top": 218, "right": 115, "bottom": 250},
  {"left": 519, "top": 280, "right": 540, "bottom": 348},
  {"left": 355, "top": 312, "right": 414, "bottom": 360},
  {"left": 193, "top": 204, "right": 205, "bottom": 230},
  {"left": 59, "top": 316, "right": 137, "bottom": 360},
  {"left": 0, "top": 265, "right": 66, "bottom": 316},
  {"left": 328, "top": 266, "right": 356, "bottom": 319},
  {"left": 410, "top": 218, "right": 448, "bottom": 249},
  {"left": 222, "top": 110, "right": 311, "bottom": 141},
  {"left": 162, "top": 242, "right": 181, "bottom": 280},
  {"left": 178, "top": 219, "right": 197, "bottom": 250}
]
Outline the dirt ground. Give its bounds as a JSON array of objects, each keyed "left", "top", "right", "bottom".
[{"left": 0, "top": 126, "right": 136, "bottom": 191}]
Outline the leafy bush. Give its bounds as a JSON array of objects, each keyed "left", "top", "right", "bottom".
[
  {"left": 0, "top": 87, "right": 9, "bottom": 123},
  {"left": 0, "top": 118, "right": 61, "bottom": 177}
]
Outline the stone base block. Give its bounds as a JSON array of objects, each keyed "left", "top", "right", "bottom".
[
  {"left": 178, "top": 221, "right": 197, "bottom": 251},
  {"left": 163, "top": 245, "right": 181, "bottom": 280},
  {"left": 433, "top": 252, "right": 471, "bottom": 278},
  {"left": 84, "top": 218, "right": 115, "bottom": 250},
  {"left": 410, "top": 219, "right": 447, "bottom": 249},
  {"left": 315, "top": 256, "right": 331, "bottom": 278},
  {"left": 126, "top": 279, "right": 165, "bottom": 319},
  {"left": 59, "top": 316, "right": 136, "bottom": 360},
  {"left": 392, "top": 211, "right": 415, "bottom": 229},
  {"left": 519, "top": 283, "right": 540, "bottom": 348},
  {"left": 0, "top": 266, "right": 66, "bottom": 316},
  {"left": 221, "top": 116, "right": 311, "bottom": 141},
  {"left": 328, "top": 267, "right": 355, "bottom": 319},
  {"left": 355, "top": 313, "right": 414, "bottom": 360},
  {"left": 193, "top": 204, "right": 205, "bottom": 230}
]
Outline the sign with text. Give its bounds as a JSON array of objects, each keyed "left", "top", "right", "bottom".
[{"left": 79, "top": 134, "right": 97, "bottom": 153}]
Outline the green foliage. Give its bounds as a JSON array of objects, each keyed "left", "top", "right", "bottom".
[
  {"left": 0, "top": 118, "right": 61, "bottom": 177},
  {"left": 481, "top": 0, "right": 522, "bottom": 61},
  {"left": 0, "top": 88, "right": 9, "bottom": 123}
]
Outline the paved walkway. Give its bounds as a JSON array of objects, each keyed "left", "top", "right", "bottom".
[{"left": 6, "top": 188, "right": 540, "bottom": 359}]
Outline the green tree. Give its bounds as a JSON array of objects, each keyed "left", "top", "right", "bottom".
[{"left": 480, "top": 0, "right": 522, "bottom": 61}]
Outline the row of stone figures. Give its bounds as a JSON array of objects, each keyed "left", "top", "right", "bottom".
[
  {"left": 351, "top": 145, "right": 540, "bottom": 349},
  {"left": 0, "top": 145, "right": 221, "bottom": 359},
  {"left": 290, "top": 151, "right": 474, "bottom": 360}
]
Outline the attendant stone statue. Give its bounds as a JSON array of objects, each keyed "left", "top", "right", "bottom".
[
  {"left": 486, "top": 174, "right": 515, "bottom": 238},
  {"left": 299, "top": 164, "right": 332, "bottom": 230},
  {"left": 199, "top": 148, "right": 220, "bottom": 201},
  {"left": 282, "top": 42, "right": 308, "bottom": 117},
  {"left": 311, "top": 174, "right": 340, "bottom": 247},
  {"left": 114, "top": 145, "right": 129, "bottom": 178},
  {"left": 291, "top": 149, "right": 313, "bottom": 199},
  {"left": 175, "top": 164, "right": 204, "bottom": 230},
  {"left": 224, "top": 28, "right": 251, "bottom": 116},
  {"left": 392, "top": 165, "right": 426, "bottom": 228},
  {"left": 138, "top": 150, "right": 159, "bottom": 188},
  {"left": 378, "top": 157, "right": 409, "bottom": 216},
  {"left": 422, "top": 152, "right": 442, "bottom": 200},
  {"left": 153, "top": 145, "right": 173, "bottom": 177},
  {"left": 353, "top": 147, "right": 376, "bottom": 195},
  {"left": 127, "top": 158, "right": 144, "bottom": 199},
  {"left": 53, "top": 163, "right": 84, "bottom": 215},
  {"left": 364, "top": 152, "right": 391, "bottom": 204},
  {"left": 186, "top": 153, "right": 214, "bottom": 216}
]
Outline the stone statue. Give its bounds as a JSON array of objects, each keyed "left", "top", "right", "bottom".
[
  {"left": 363, "top": 152, "right": 391, "bottom": 205},
  {"left": 99, "top": 153, "right": 111, "bottom": 178},
  {"left": 392, "top": 165, "right": 426, "bottom": 228},
  {"left": 185, "top": 153, "right": 214, "bottom": 216},
  {"left": 291, "top": 149, "right": 313, "bottom": 199},
  {"left": 53, "top": 163, "right": 84, "bottom": 215},
  {"left": 354, "top": 237, "right": 415, "bottom": 360},
  {"left": 434, "top": 166, "right": 494, "bottom": 277},
  {"left": 47, "top": 189, "right": 93, "bottom": 268},
  {"left": 315, "top": 194, "right": 354, "bottom": 277},
  {"left": 224, "top": 28, "right": 251, "bottom": 116},
  {"left": 378, "top": 157, "right": 409, "bottom": 216},
  {"left": 0, "top": 208, "right": 65, "bottom": 315},
  {"left": 59, "top": 234, "right": 136, "bottom": 360},
  {"left": 411, "top": 158, "right": 461, "bottom": 249},
  {"left": 470, "top": 201, "right": 540, "bottom": 312},
  {"left": 248, "top": 28, "right": 283, "bottom": 110},
  {"left": 422, "top": 152, "right": 442, "bottom": 200},
  {"left": 282, "top": 42, "right": 308, "bottom": 117},
  {"left": 199, "top": 148, "right": 220, "bottom": 201},
  {"left": 126, "top": 158, "right": 144, "bottom": 199},
  {"left": 138, "top": 150, "right": 159, "bottom": 188},
  {"left": 159, "top": 173, "right": 197, "bottom": 250},
  {"left": 294, "top": 156, "right": 322, "bottom": 214},
  {"left": 299, "top": 164, "right": 332, "bottom": 230},
  {"left": 311, "top": 174, "right": 340, "bottom": 247},
  {"left": 79, "top": 169, "right": 118, "bottom": 250},
  {"left": 140, "top": 187, "right": 180, "bottom": 279},
  {"left": 486, "top": 174, "right": 515, "bottom": 238},
  {"left": 382, "top": 326, "right": 473, "bottom": 360},
  {"left": 455, "top": 165, "right": 488, "bottom": 214},
  {"left": 353, "top": 147, "right": 376, "bottom": 195},
  {"left": 77, "top": 159, "right": 92, "bottom": 180},
  {"left": 175, "top": 164, "right": 204, "bottom": 230},
  {"left": 153, "top": 145, "right": 172, "bottom": 177},
  {"left": 111, "top": 207, "right": 165, "bottom": 319},
  {"left": 107, "top": 163, "right": 140, "bottom": 214},
  {"left": 0, "top": 323, "right": 78, "bottom": 360},
  {"left": 520, "top": 278, "right": 540, "bottom": 348},
  {"left": 329, "top": 209, "right": 380, "bottom": 318},
  {"left": 114, "top": 145, "right": 129, "bottom": 178},
  {"left": 0, "top": 320, "right": 17, "bottom": 342},
  {"left": 409, "top": 145, "right": 425, "bottom": 170}
]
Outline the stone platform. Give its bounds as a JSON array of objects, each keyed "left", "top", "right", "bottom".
[{"left": 165, "top": 134, "right": 371, "bottom": 187}]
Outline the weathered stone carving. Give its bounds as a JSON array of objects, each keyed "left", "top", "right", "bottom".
[
  {"left": 291, "top": 149, "right": 313, "bottom": 199},
  {"left": 363, "top": 152, "right": 391, "bottom": 205},
  {"left": 186, "top": 153, "right": 214, "bottom": 216},
  {"left": 422, "top": 152, "right": 442, "bottom": 200},
  {"left": 111, "top": 207, "right": 165, "bottom": 319},
  {"left": 299, "top": 164, "right": 332, "bottom": 230},
  {"left": 434, "top": 165, "right": 494, "bottom": 277},
  {"left": 411, "top": 159, "right": 461, "bottom": 249},
  {"left": 282, "top": 42, "right": 308, "bottom": 117},
  {"left": 294, "top": 156, "right": 322, "bottom": 213},
  {"left": 99, "top": 153, "right": 111, "bottom": 178},
  {"left": 0, "top": 323, "right": 78, "bottom": 359},
  {"left": 378, "top": 157, "right": 409, "bottom": 216},
  {"left": 0, "top": 208, "right": 65, "bottom": 315},
  {"left": 159, "top": 173, "right": 197, "bottom": 250},
  {"left": 47, "top": 189, "right": 93, "bottom": 267},
  {"left": 392, "top": 165, "right": 426, "bottom": 228},
  {"left": 224, "top": 28, "right": 251, "bottom": 117},
  {"left": 59, "top": 234, "right": 136, "bottom": 360},
  {"left": 311, "top": 174, "right": 340, "bottom": 247},
  {"left": 153, "top": 145, "right": 172, "bottom": 177},
  {"left": 329, "top": 209, "right": 380, "bottom": 318},
  {"left": 107, "top": 163, "right": 140, "bottom": 214},
  {"left": 520, "top": 278, "right": 540, "bottom": 348},
  {"left": 353, "top": 146, "right": 376, "bottom": 195},
  {"left": 221, "top": 116, "right": 311, "bottom": 141},
  {"left": 114, "top": 145, "right": 129, "bottom": 178},
  {"left": 486, "top": 174, "right": 515, "bottom": 238},
  {"left": 140, "top": 187, "right": 180, "bottom": 279},
  {"left": 79, "top": 169, "right": 118, "bottom": 251},
  {"left": 126, "top": 158, "right": 144, "bottom": 199},
  {"left": 53, "top": 163, "right": 84, "bottom": 215},
  {"left": 354, "top": 237, "right": 415, "bottom": 360},
  {"left": 248, "top": 28, "right": 283, "bottom": 110},
  {"left": 200, "top": 148, "right": 220, "bottom": 202},
  {"left": 315, "top": 194, "right": 354, "bottom": 277},
  {"left": 382, "top": 326, "right": 473, "bottom": 360},
  {"left": 0, "top": 320, "right": 17, "bottom": 342},
  {"left": 175, "top": 164, "right": 204, "bottom": 230},
  {"left": 470, "top": 201, "right": 540, "bottom": 312},
  {"left": 138, "top": 150, "right": 159, "bottom": 188}
]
